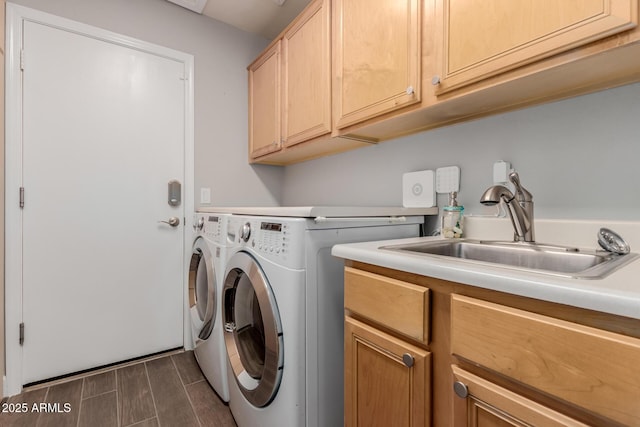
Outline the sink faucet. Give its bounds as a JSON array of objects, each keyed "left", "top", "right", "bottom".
[{"left": 480, "top": 171, "right": 535, "bottom": 242}]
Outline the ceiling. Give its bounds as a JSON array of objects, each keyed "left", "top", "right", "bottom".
[{"left": 168, "top": 0, "right": 312, "bottom": 40}]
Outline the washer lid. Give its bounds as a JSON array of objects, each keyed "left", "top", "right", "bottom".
[{"left": 199, "top": 205, "right": 438, "bottom": 217}]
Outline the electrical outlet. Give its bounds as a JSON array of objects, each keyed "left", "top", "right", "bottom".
[{"left": 493, "top": 161, "right": 511, "bottom": 184}]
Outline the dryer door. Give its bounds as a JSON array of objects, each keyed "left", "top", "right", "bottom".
[
  {"left": 189, "top": 237, "right": 216, "bottom": 343},
  {"left": 223, "top": 251, "right": 283, "bottom": 408}
]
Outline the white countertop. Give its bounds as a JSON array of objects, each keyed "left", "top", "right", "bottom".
[
  {"left": 332, "top": 217, "right": 640, "bottom": 320},
  {"left": 198, "top": 206, "right": 438, "bottom": 218}
]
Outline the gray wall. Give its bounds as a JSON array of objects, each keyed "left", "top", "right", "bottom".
[
  {"left": 10, "top": 0, "right": 640, "bottom": 220},
  {"left": 9, "top": 0, "right": 284, "bottom": 208},
  {"left": 282, "top": 83, "right": 640, "bottom": 221}
]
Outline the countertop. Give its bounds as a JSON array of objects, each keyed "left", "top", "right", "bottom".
[{"left": 331, "top": 218, "right": 640, "bottom": 320}]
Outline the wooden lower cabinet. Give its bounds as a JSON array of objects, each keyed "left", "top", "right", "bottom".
[
  {"left": 451, "top": 294, "right": 640, "bottom": 426},
  {"left": 342, "top": 263, "right": 640, "bottom": 427},
  {"left": 451, "top": 366, "right": 588, "bottom": 427},
  {"left": 345, "top": 316, "right": 431, "bottom": 427}
]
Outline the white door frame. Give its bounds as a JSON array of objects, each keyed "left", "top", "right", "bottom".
[{"left": 4, "top": 3, "right": 195, "bottom": 397}]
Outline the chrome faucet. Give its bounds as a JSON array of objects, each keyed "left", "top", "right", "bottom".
[{"left": 480, "top": 171, "right": 535, "bottom": 242}]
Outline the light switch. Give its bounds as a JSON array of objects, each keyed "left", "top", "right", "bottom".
[{"left": 200, "top": 187, "right": 211, "bottom": 204}]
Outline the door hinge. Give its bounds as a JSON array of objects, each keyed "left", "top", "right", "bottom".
[
  {"left": 19, "top": 323, "right": 24, "bottom": 345},
  {"left": 20, "top": 49, "right": 25, "bottom": 71},
  {"left": 19, "top": 187, "right": 25, "bottom": 208}
]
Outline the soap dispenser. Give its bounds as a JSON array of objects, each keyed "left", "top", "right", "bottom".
[{"left": 442, "top": 192, "right": 464, "bottom": 238}]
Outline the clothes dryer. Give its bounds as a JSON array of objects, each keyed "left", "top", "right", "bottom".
[
  {"left": 188, "top": 212, "right": 231, "bottom": 401},
  {"left": 222, "top": 212, "right": 424, "bottom": 427}
]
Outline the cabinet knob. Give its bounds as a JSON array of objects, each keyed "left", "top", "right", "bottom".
[
  {"left": 405, "top": 86, "right": 414, "bottom": 95},
  {"left": 402, "top": 353, "right": 414, "bottom": 368},
  {"left": 453, "top": 381, "right": 469, "bottom": 398},
  {"left": 431, "top": 75, "right": 441, "bottom": 85}
]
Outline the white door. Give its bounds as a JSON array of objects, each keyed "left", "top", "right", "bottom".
[{"left": 13, "top": 16, "right": 190, "bottom": 385}]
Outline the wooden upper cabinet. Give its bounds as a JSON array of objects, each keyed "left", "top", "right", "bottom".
[
  {"left": 333, "top": 0, "right": 421, "bottom": 129},
  {"left": 282, "top": 0, "right": 331, "bottom": 147},
  {"left": 248, "top": 0, "right": 333, "bottom": 162},
  {"left": 435, "top": 0, "right": 638, "bottom": 94},
  {"left": 248, "top": 42, "right": 281, "bottom": 159}
]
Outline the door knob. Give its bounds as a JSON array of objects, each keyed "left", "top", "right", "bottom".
[{"left": 159, "top": 217, "right": 180, "bottom": 227}]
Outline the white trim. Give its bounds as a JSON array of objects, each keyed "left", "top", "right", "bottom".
[
  {"left": 166, "top": 0, "right": 208, "bottom": 14},
  {"left": 4, "top": 3, "right": 195, "bottom": 396}
]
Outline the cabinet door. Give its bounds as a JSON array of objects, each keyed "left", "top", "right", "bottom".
[
  {"left": 451, "top": 294, "right": 640, "bottom": 426},
  {"left": 248, "top": 41, "right": 281, "bottom": 159},
  {"left": 282, "top": 0, "right": 331, "bottom": 147},
  {"left": 436, "top": 0, "right": 638, "bottom": 94},
  {"left": 452, "top": 366, "right": 589, "bottom": 427},
  {"left": 345, "top": 316, "right": 431, "bottom": 427},
  {"left": 334, "top": 0, "right": 421, "bottom": 129}
]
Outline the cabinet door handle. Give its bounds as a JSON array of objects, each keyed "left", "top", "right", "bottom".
[
  {"left": 453, "top": 380, "right": 469, "bottom": 398},
  {"left": 405, "top": 86, "right": 414, "bottom": 95},
  {"left": 402, "top": 353, "right": 414, "bottom": 368},
  {"left": 431, "top": 75, "right": 441, "bottom": 85}
]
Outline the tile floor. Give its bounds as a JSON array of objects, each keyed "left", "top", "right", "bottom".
[{"left": 0, "top": 351, "right": 236, "bottom": 427}]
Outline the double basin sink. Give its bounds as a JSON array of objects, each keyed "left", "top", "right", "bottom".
[{"left": 381, "top": 239, "right": 638, "bottom": 279}]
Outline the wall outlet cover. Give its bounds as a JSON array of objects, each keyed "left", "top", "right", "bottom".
[
  {"left": 402, "top": 170, "right": 436, "bottom": 207},
  {"left": 493, "top": 160, "right": 511, "bottom": 184}
]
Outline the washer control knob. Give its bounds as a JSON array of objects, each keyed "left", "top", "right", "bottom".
[
  {"left": 240, "top": 222, "right": 251, "bottom": 242},
  {"left": 195, "top": 216, "right": 205, "bottom": 231}
]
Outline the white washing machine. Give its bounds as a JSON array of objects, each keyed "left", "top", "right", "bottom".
[
  {"left": 221, "top": 212, "right": 425, "bottom": 427},
  {"left": 188, "top": 212, "right": 231, "bottom": 402}
]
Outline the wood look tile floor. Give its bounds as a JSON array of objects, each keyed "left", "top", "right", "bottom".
[{"left": 0, "top": 351, "right": 237, "bottom": 427}]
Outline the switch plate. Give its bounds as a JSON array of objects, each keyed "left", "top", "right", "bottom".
[
  {"left": 435, "top": 166, "right": 460, "bottom": 193},
  {"left": 200, "top": 187, "right": 211, "bottom": 204}
]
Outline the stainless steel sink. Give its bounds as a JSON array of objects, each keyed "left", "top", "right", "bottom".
[{"left": 380, "top": 239, "right": 638, "bottom": 279}]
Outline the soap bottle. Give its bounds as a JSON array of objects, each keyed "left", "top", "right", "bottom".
[{"left": 441, "top": 192, "right": 464, "bottom": 238}]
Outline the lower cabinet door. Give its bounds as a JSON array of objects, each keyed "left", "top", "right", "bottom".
[
  {"left": 345, "top": 316, "right": 431, "bottom": 427},
  {"left": 451, "top": 366, "right": 589, "bottom": 427}
]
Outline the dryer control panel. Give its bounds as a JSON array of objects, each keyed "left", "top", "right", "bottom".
[{"left": 228, "top": 216, "right": 307, "bottom": 269}]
